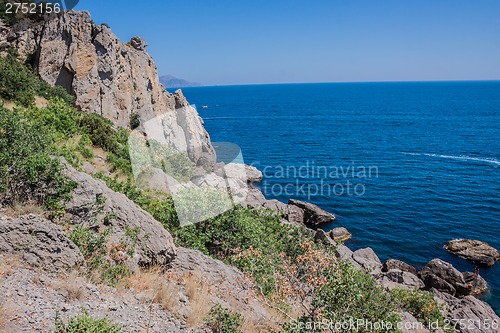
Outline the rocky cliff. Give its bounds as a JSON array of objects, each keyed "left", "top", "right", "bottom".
[{"left": 1, "top": 11, "right": 215, "bottom": 168}]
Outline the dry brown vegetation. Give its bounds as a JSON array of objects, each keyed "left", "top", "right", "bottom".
[
  {"left": 129, "top": 268, "right": 214, "bottom": 329},
  {"left": 4, "top": 202, "right": 45, "bottom": 218},
  {"left": 0, "top": 255, "right": 21, "bottom": 278},
  {"left": 50, "top": 271, "right": 86, "bottom": 301}
]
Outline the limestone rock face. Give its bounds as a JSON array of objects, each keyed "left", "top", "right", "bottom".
[
  {"left": 63, "top": 163, "right": 176, "bottom": 269},
  {"left": 0, "top": 215, "right": 85, "bottom": 273},
  {"left": 445, "top": 239, "right": 500, "bottom": 267},
  {"left": 2, "top": 11, "right": 215, "bottom": 168}
]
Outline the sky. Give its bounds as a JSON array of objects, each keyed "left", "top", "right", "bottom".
[{"left": 73, "top": 0, "right": 500, "bottom": 86}]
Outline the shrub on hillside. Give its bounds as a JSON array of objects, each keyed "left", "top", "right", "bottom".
[
  {"left": 0, "top": 52, "right": 75, "bottom": 106},
  {"left": 55, "top": 311, "right": 122, "bottom": 333},
  {"left": 0, "top": 52, "right": 38, "bottom": 106},
  {"left": 205, "top": 304, "right": 242, "bottom": 333},
  {"left": 0, "top": 105, "right": 74, "bottom": 206}
]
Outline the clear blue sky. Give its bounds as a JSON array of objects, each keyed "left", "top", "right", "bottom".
[{"left": 73, "top": 0, "right": 500, "bottom": 85}]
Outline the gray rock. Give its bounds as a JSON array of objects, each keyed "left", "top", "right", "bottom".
[
  {"left": 399, "top": 312, "right": 431, "bottom": 333},
  {"left": 170, "top": 247, "right": 272, "bottom": 323},
  {"left": 383, "top": 259, "right": 417, "bottom": 275},
  {"left": 334, "top": 245, "right": 363, "bottom": 270},
  {"left": 288, "top": 199, "right": 335, "bottom": 226},
  {"left": 329, "top": 227, "right": 351, "bottom": 242},
  {"left": 432, "top": 289, "right": 500, "bottom": 333},
  {"left": 63, "top": 163, "right": 176, "bottom": 269},
  {"left": 419, "top": 259, "right": 469, "bottom": 296},
  {"left": 352, "top": 247, "right": 382, "bottom": 276},
  {"left": 384, "top": 269, "right": 425, "bottom": 289},
  {"left": 0, "top": 215, "right": 85, "bottom": 273},
  {"left": 314, "top": 229, "right": 337, "bottom": 247},
  {"left": 445, "top": 239, "right": 500, "bottom": 267},
  {"left": 129, "top": 36, "right": 148, "bottom": 50}
]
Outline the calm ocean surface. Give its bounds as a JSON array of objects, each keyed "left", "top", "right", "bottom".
[{"left": 180, "top": 81, "right": 500, "bottom": 314}]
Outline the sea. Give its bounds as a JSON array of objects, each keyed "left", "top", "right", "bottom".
[{"left": 179, "top": 81, "right": 500, "bottom": 314}]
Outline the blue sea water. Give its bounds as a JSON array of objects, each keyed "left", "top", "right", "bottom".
[{"left": 179, "top": 81, "right": 500, "bottom": 314}]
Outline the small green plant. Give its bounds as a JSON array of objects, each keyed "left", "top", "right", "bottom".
[
  {"left": 124, "top": 226, "right": 141, "bottom": 256},
  {"left": 205, "top": 304, "right": 242, "bottom": 333},
  {"left": 54, "top": 310, "right": 122, "bottom": 333},
  {"left": 130, "top": 113, "right": 140, "bottom": 129},
  {"left": 69, "top": 226, "right": 110, "bottom": 270}
]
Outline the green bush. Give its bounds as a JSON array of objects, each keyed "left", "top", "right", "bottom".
[
  {"left": 69, "top": 225, "right": 110, "bottom": 270},
  {"left": 0, "top": 53, "right": 75, "bottom": 107},
  {"left": 205, "top": 304, "right": 242, "bottom": 333},
  {"left": 55, "top": 311, "right": 122, "bottom": 333},
  {"left": 0, "top": 52, "right": 39, "bottom": 106},
  {"left": 0, "top": 105, "right": 75, "bottom": 206},
  {"left": 287, "top": 261, "right": 401, "bottom": 333},
  {"left": 391, "top": 288, "right": 451, "bottom": 332},
  {"left": 80, "top": 113, "right": 119, "bottom": 153}
]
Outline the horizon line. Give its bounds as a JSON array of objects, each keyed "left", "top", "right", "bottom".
[{"left": 168, "top": 79, "right": 500, "bottom": 89}]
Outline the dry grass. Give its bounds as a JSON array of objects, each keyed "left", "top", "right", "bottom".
[
  {"left": 0, "top": 256, "right": 21, "bottom": 278},
  {"left": 183, "top": 272, "right": 212, "bottom": 327},
  {"left": 130, "top": 268, "right": 215, "bottom": 328},
  {"left": 4, "top": 202, "right": 44, "bottom": 218},
  {"left": 50, "top": 271, "right": 86, "bottom": 301},
  {"left": 131, "top": 267, "right": 181, "bottom": 315}
]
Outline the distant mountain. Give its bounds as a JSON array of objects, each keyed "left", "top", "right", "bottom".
[{"left": 159, "top": 75, "right": 202, "bottom": 88}]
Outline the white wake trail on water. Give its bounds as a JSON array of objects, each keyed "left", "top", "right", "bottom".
[{"left": 402, "top": 152, "right": 500, "bottom": 166}]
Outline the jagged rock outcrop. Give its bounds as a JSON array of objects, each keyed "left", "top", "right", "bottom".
[
  {"left": 63, "top": 163, "right": 176, "bottom": 269},
  {"left": 1, "top": 11, "right": 215, "bottom": 168},
  {"left": 419, "top": 259, "right": 470, "bottom": 297},
  {"left": 0, "top": 215, "right": 84, "bottom": 273},
  {"left": 352, "top": 247, "right": 383, "bottom": 277},
  {"left": 383, "top": 259, "right": 417, "bottom": 275},
  {"left": 445, "top": 239, "right": 500, "bottom": 267},
  {"left": 288, "top": 199, "right": 336, "bottom": 227},
  {"left": 378, "top": 269, "right": 425, "bottom": 290},
  {"left": 433, "top": 289, "right": 500, "bottom": 333}
]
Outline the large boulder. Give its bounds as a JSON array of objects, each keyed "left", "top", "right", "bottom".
[
  {"left": 433, "top": 289, "right": 500, "bottom": 333},
  {"left": 329, "top": 227, "right": 351, "bottom": 242},
  {"left": 418, "top": 259, "right": 469, "bottom": 296},
  {"left": 0, "top": 215, "right": 84, "bottom": 273},
  {"left": 383, "top": 259, "right": 417, "bottom": 275},
  {"left": 445, "top": 239, "right": 500, "bottom": 267},
  {"left": 379, "top": 269, "right": 425, "bottom": 289},
  {"left": 352, "top": 247, "right": 383, "bottom": 276},
  {"left": 63, "top": 164, "right": 176, "bottom": 269},
  {"left": 288, "top": 199, "right": 335, "bottom": 227}
]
